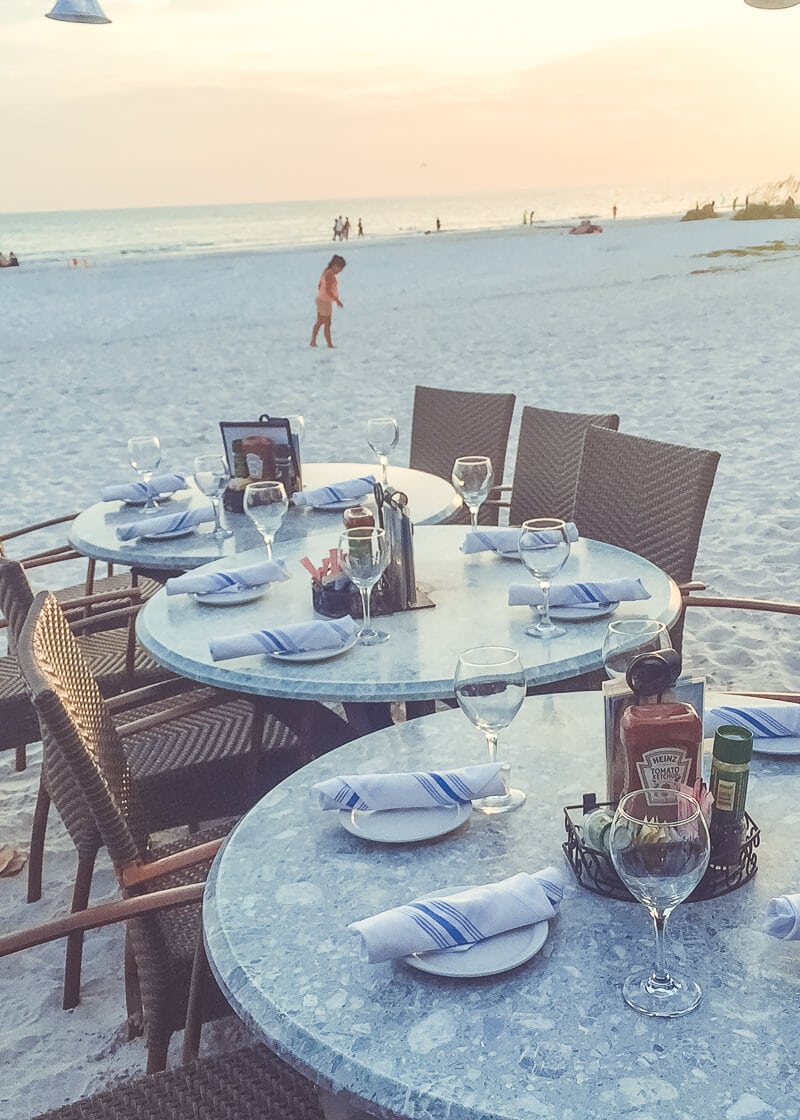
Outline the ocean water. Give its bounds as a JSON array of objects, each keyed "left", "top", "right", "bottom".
[{"left": 0, "top": 181, "right": 742, "bottom": 268}]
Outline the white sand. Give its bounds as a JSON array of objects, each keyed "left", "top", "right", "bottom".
[{"left": 3, "top": 216, "right": 800, "bottom": 1116}]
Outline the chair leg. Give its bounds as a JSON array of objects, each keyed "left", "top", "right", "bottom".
[
  {"left": 62, "top": 849, "right": 97, "bottom": 1010},
  {"left": 27, "top": 781, "right": 51, "bottom": 903},
  {"left": 182, "top": 924, "right": 208, "bottom": 1064},
  {"left": 15, "top": 744, "right": 27, "bottom": 772},
  {"left": 145, "top": 1032, "right": 172, "bottom": 1074},
  {"left": 124, "top": 934, "right": 144, "bottom": 1040}
]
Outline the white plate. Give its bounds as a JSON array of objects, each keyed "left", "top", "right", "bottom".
[
  {"left": 403, "top": 884, "right": 549, "bottom": 978},
  {"left": 710, "top": 695, "right": 800, "bottom": 756},
  {"left": 269, "top": 633, "right": 358, "bottom": 662},
  {"left": 191, "top": 585, "right": 270, "bottom": 607},
  {"left": 339, "top": 801, "right": 472, "bottom": 844},
  {"left": 308, "top": 496, "right": 375, "bottom": 513},
  {"left": 139, "top": 527, "right": 194, "bottom": 541},
  {"left": 548, "top": 601, "right": 620, "bottom": 622}
]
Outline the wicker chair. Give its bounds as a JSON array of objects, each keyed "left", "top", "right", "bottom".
[
  {"left": 409, "top": 385, "right": 516, "bottom": 524},
  {"left": 487, "top": 406, "right": 620, "bottom": 525}
]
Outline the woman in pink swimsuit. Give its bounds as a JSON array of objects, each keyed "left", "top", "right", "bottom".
[{"left": 310, "top": 254, "right": 346, "bottom": 348}]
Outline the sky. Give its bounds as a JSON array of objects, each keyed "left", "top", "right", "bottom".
[{"left": 2, "top": 0, "right": 799, "bottom": 212}]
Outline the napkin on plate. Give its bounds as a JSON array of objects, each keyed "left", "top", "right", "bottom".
[
  {"left": 311, "top": 762, "right": 506, "bottom": 812},
  {"left": 508, "top": 578, "right": 651, "bottom": 608},
  {"left": 292, "top": 475, "right": 376, "bottom": 508},
  {"left": 348, "top": 867, "right": 565, "bottom": 964},
  {"left": 165, "top": 559, "right": 290, "bottom": 596},
  {"left": 209, "top": 615, "right": 357, "bottom": 661},
  {"left": 116, "top": 506, "right": 215, "bottom": 541},
  {"left": 101, "top": 474, "right": 188, "bottom": 502},
  {"left": 765, "top": 894, "right": 800, "bottom": 940},
  {"left": 704, "top": 703, "right": 800, "bottom": 740},
  {"left": 462, "top": 523, "right": 579, "bottom": 555}
]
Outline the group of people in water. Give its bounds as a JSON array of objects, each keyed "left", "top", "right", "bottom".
[
  {"left": 0, "top": 250, "right": 19, "bottom": 268},
  {"left": 332, "top": 216, "right": 364, "bottom": 241}
]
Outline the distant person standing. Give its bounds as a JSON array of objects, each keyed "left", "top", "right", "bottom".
[
  {"left": 358, "top": 218, "right": 364, "bottom": 238},
  {"left": 612, "top": 204, "right": 617, "bottom": 219},
  {"left": 333, "top": 216, "right": 344, "bottom": 241},
  {"left": 529, "top": 209, "right": 534, "bottom": 225},
  {"left": 436, "top": 217, "right": 441, "bottom": 231},
  {"left": 343, "top": 217, "right": 351, "bottom": 240},
  {"left": 310, "top": 254, "right": 346, "bottom": 349},
  {"left": 523, "top": 210, "right": 528, "bottom": 225}
]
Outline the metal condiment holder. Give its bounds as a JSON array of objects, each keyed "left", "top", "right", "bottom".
[{"left": 562, "top": 792, "right": 760, "bottom": 903}]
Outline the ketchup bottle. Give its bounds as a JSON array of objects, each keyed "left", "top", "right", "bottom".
[{"left": 343, "top": 506, "right": 374, "bottom": 529}]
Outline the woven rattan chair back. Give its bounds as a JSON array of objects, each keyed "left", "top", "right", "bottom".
[
  {"left": 409, "top": 385, "right": 516, "bottom": 524},
  {"left": 18, "top": 591, "right": 149, "bottom": 866},
  {"left": 0, "top": 558, "right": 35, "bottom": 656},
  {"left": 508, "top": 407, "right": 620, "bottom": 525},
  {"left": 573, "top": 427, "right": 720, "bottom": 585}
]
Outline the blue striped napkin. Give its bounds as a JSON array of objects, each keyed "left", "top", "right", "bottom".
[
  {"left": 102, "top": 474, "right": 188, "bottom": 502},
  {"left": 704, "top": 703, "right": 800, "bottom": 739},
  {"left": 765, "top": 894, "right": 800, "bottom": 940},
  {"left": 508, "top": 578, "right": 650, "bottom": 608},
  {"left": 348, "top": 868, "right": 565, "bottom": 964},
  {"left": 166, "top": 559, "right": 290, "bottom": 596},
  {"left": 311, "top": 762, "right": 506, "bottom": 812},
  {"left": 209, "top": 615, "right": 357, "bottom": 661},
  {"left": 116, "top": 506, "right": 215, "bottom": 541},
  {"left": 293, "top": 475, "right": 376, "bottom": 508},
  {"left": 462, "top": 523, "right": 579, "bottom": 556}
]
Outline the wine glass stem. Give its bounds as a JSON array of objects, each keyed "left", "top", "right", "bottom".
[
  {"left": 651, "top": 913, "right": 670, "bottom": 983},
  {"left": 211, "top": 498, "right": 222, "bottom": 534},
  {"left": 379, "top": 456, "right": 388, "bottom": 486},
  {"left": 359, "top": 584, "right": 373, "bottom": 632},
  {"left": 469, "top": 507, "right": 478, "bottom": 530},
  {"left": 539, "top": 579, "right": 552, "bottom": 626},
  {"left": 264, "top": 535, "right": 273, "bottom": 561},
  {"left": 485, "top": 731, "right": 499, "bottom": 764},
  {"left": 142, "top": 472, "right": 156, "bottom": 512}
]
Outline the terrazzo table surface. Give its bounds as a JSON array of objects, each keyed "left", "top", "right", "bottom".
[
  {"left": 204, "top": 692, "right": 800, "bottom": 1120},
  {"left": 69, "top": 463, "right": 460, "bottom": 572},
  {"left": 136, "top": 525, "right": 681, "bottom": 703}
]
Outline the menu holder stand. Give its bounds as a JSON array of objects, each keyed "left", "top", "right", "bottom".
[
  {"left": 562, "top": 793, "right": 760, "bottom": 903},
  {"left": 312, "top": 579, "right": 434, "bottom": 619}
]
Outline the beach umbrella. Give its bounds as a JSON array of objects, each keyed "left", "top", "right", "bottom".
[
  {"left": 744, "top": 0, "right": 800, "bottom": 7},
  {"left": 45, "top": 0, "right": 111, "bottom": 22}
]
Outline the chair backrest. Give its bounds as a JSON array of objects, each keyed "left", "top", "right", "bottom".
[
  {"left": 508, "top": 407, "right": 620, "bottom": 525},
  {"left": 573, "top": 427, "right": 720, "bottom": 584},
  {"left": 17, "top": 591, "right": 149, "bottom": 867},
  {"left": 0, "top": 558, "right": 35, "bottom": 656}
]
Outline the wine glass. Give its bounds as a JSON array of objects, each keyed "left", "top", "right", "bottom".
[
  {"left": 609, "top": 788, "right": 710, "bottom": 1017},
  {"left": 602, "top": 619, "right": 672, "bottom": 680},
  {"left": 451, "top": 456, "right": 494, "bottom": 529},
  {"left": 244, "top": 481, "right": 288, "bottom": 559},
  {"left": 338, "top": 527, "right": 390, "bottom": 645},
  {"left": 366, "top": 417, "right": 399, "bottom": 486},
  {"left": 193, "top": 455, "right": 233, "bottom": 541},
  {"left": 518, "top": 518, "right": 571, "bottom": 639},
  {"left": 453, "top": 646, "right": 527, "bottom": 813},
  {"left": 127, "top": 435, "right": 162, "bottom": 513}
]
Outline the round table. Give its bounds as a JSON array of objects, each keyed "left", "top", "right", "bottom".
[
  {"left": 68, "top": 463, "right": 460, "bottom": 573},
  {"left": 204, "top": 692, "right": 800, "bottom": 1120},
  {"left": 135, "top": 525, "right": 681, "bottom": 703}
]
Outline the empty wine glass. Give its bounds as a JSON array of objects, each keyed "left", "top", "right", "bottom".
[
  {"left": 609, "top": 788, "right": 710, "bottom": 1017},
  {"left": 453, "top": 645, "right": 527, "bottom": 813},
  {"left": 602, "top": 619, "right": 672, "bottom": 680},
  {"left": 518, "top": 518, "right": 571, "bottom": 639},
  {"left": 193, "top": 455, "right": 233, "bottom": 541},
  {"left": 127, "top": 435, "right": 162, "bottom": 513},
  {"left": 338, "top": 527, "right": 390, "bottom": 645},
  {"left": 451, "top": 456, "right": 494, "bottom": 529},
  {"left": 244, "top": 481, "right": 288, "bottom": 559},
  {"left": 366, "top": 417, "right": 399, "bottom": 486}
]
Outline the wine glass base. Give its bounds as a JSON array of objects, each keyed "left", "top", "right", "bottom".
[
  {"left": 213, "top": 528, "right": 234, "bottom": 540},
  {"left": 622, "top": 967, "right": 702, "bottom": 1017},
  {"left": 472, "top": 787, "right": 526, "bottom": 814},
  {"left": 524, "top": 622, "right": 566, "bottom": 639},
  {"left": 356, "top": 627, "right": 389, "bottom": 646}
]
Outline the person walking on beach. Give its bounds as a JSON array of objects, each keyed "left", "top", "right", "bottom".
[
  {"left": 310, "top": 255, "right": 346, "bottom": 349},
  {"left": 343, "top": 217, "right": 351, "bottom": 240},
  {"left": 612, "top": 204, "right": 617, "bottom": 219},
  {"left": 358, "top": 218, "right": 364, "bottom": 238}
]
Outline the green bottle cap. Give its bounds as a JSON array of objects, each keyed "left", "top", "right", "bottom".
[{"left": 712, "top": 725, "right": 753, "bottom": 765}]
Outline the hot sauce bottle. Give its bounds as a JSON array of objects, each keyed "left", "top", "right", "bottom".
[
  {"left": 617, "top": 651, "right": 702, "bottom": 799},
  {"left": 343, "top": 506, "right": 375, "bottom": 530}
]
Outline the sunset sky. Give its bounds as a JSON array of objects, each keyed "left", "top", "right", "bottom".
[{"left": 2, "top": 0, "right": 799, "bottom": 212}]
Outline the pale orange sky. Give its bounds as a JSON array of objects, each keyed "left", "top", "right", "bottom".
[{"left": 2, "top": 0, "right": 799, "bottom": 212}]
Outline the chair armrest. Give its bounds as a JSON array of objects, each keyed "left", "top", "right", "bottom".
[
  {"left": 684, "top": 595, "right": 800, "bottom": 616},
  {"left": 679, "top": 581, "right": 706, "bottom": 594},
  {"left": 481, "top": 499, "right": 511, "bottom": 510},
  {"left": 106, "top": 677, "right": 191, "bottom": 715},
  {"left": 22, "top": 546, "right": 84, "bottom": 569},
  {"left": 61, "top": 586, "right": 143, "bottom": 613},
  {"left": 488, "top": 485, "right": 512, "bottom": 497},
  {"left": 115, "top": 689, "right": 230, "bottom": 737},
  {"left": 732, "top": 691, "right": 800, "bottom": 703},
  {"left": 67, "top": 604, "right": 141, "bottom": 634},
  {"left": 1, "top": 513, "right": 80, "bottom": 542},
  {"left": 119, "top": 840, "right": 224, "bottom": 890}
]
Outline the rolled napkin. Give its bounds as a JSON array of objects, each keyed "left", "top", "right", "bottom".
[
  {"left": 462, "top": 523, "right": 579, "bottom": 555},
  {"left": 165, "top": 559, "right": 290, "bottom": 597},
  {"left": 209, "top": 615, "right": 357, "bottom": 661},
  {"left": 348, "top": 867, "right": 565, "bottom": 964},
  {"left": 116, "top": 506, "right": 215, "bottom": 541},
  {"left": 293, "top": 475, "right": 376, "bottom": 508},
  {"left": 508, "top": 578, "right": 651, "bottom": 608},
  {"left": 311, "top": 762, "right": 506, "bottom": 812},
  {"left": 705, "top": 703, "right": 800, "bottom": 740},
  {"left": 101, "top": 474, "right": 188, "bottom": 503},
  {"left": 765, "top": 894, "right": 800, "bottom": 940}
]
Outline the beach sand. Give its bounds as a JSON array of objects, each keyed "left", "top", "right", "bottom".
[{"left": 2, "top": 216, "right": 800, "bottom": 1116}]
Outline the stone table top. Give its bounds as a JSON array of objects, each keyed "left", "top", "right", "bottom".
[
  {"left": 136, "top": 525, "right": 681, "bottom": 703},
  {"left": 204, "top": 691, "right": 800, "bottom": 1120}
]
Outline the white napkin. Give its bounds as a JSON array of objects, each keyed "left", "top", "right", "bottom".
[
  {"left": 508, "top": 578, "right": 651, "bottom": 608},
  {"left": 209, "top": 615, "right": 357, "bottom": 661},
  {"left": 116, "top": 506, "right": 215, "bottom": 541},
  {"left": 311, "top": 762, "right": 506, "bottom": 812},
  {"left": 462, "top": 523, "right": 579, "bottom": 555},
  {"left": 102, "top": 474, "right": 188, "bottom": 502},
  {"left": 765, "top": 894, "right": 800, "bottom": 940},
  {"left": 292, "top": 475, "right": 376, "bottom": 508},
  {"left": 165, "top": 559, "right": 290, "bottom": 596},
  {"left": 704, "top": 703, "right": 800, "bottom": 739},
  {"left": 348, "top": 867, "right": 565, "bottom": 964}
]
